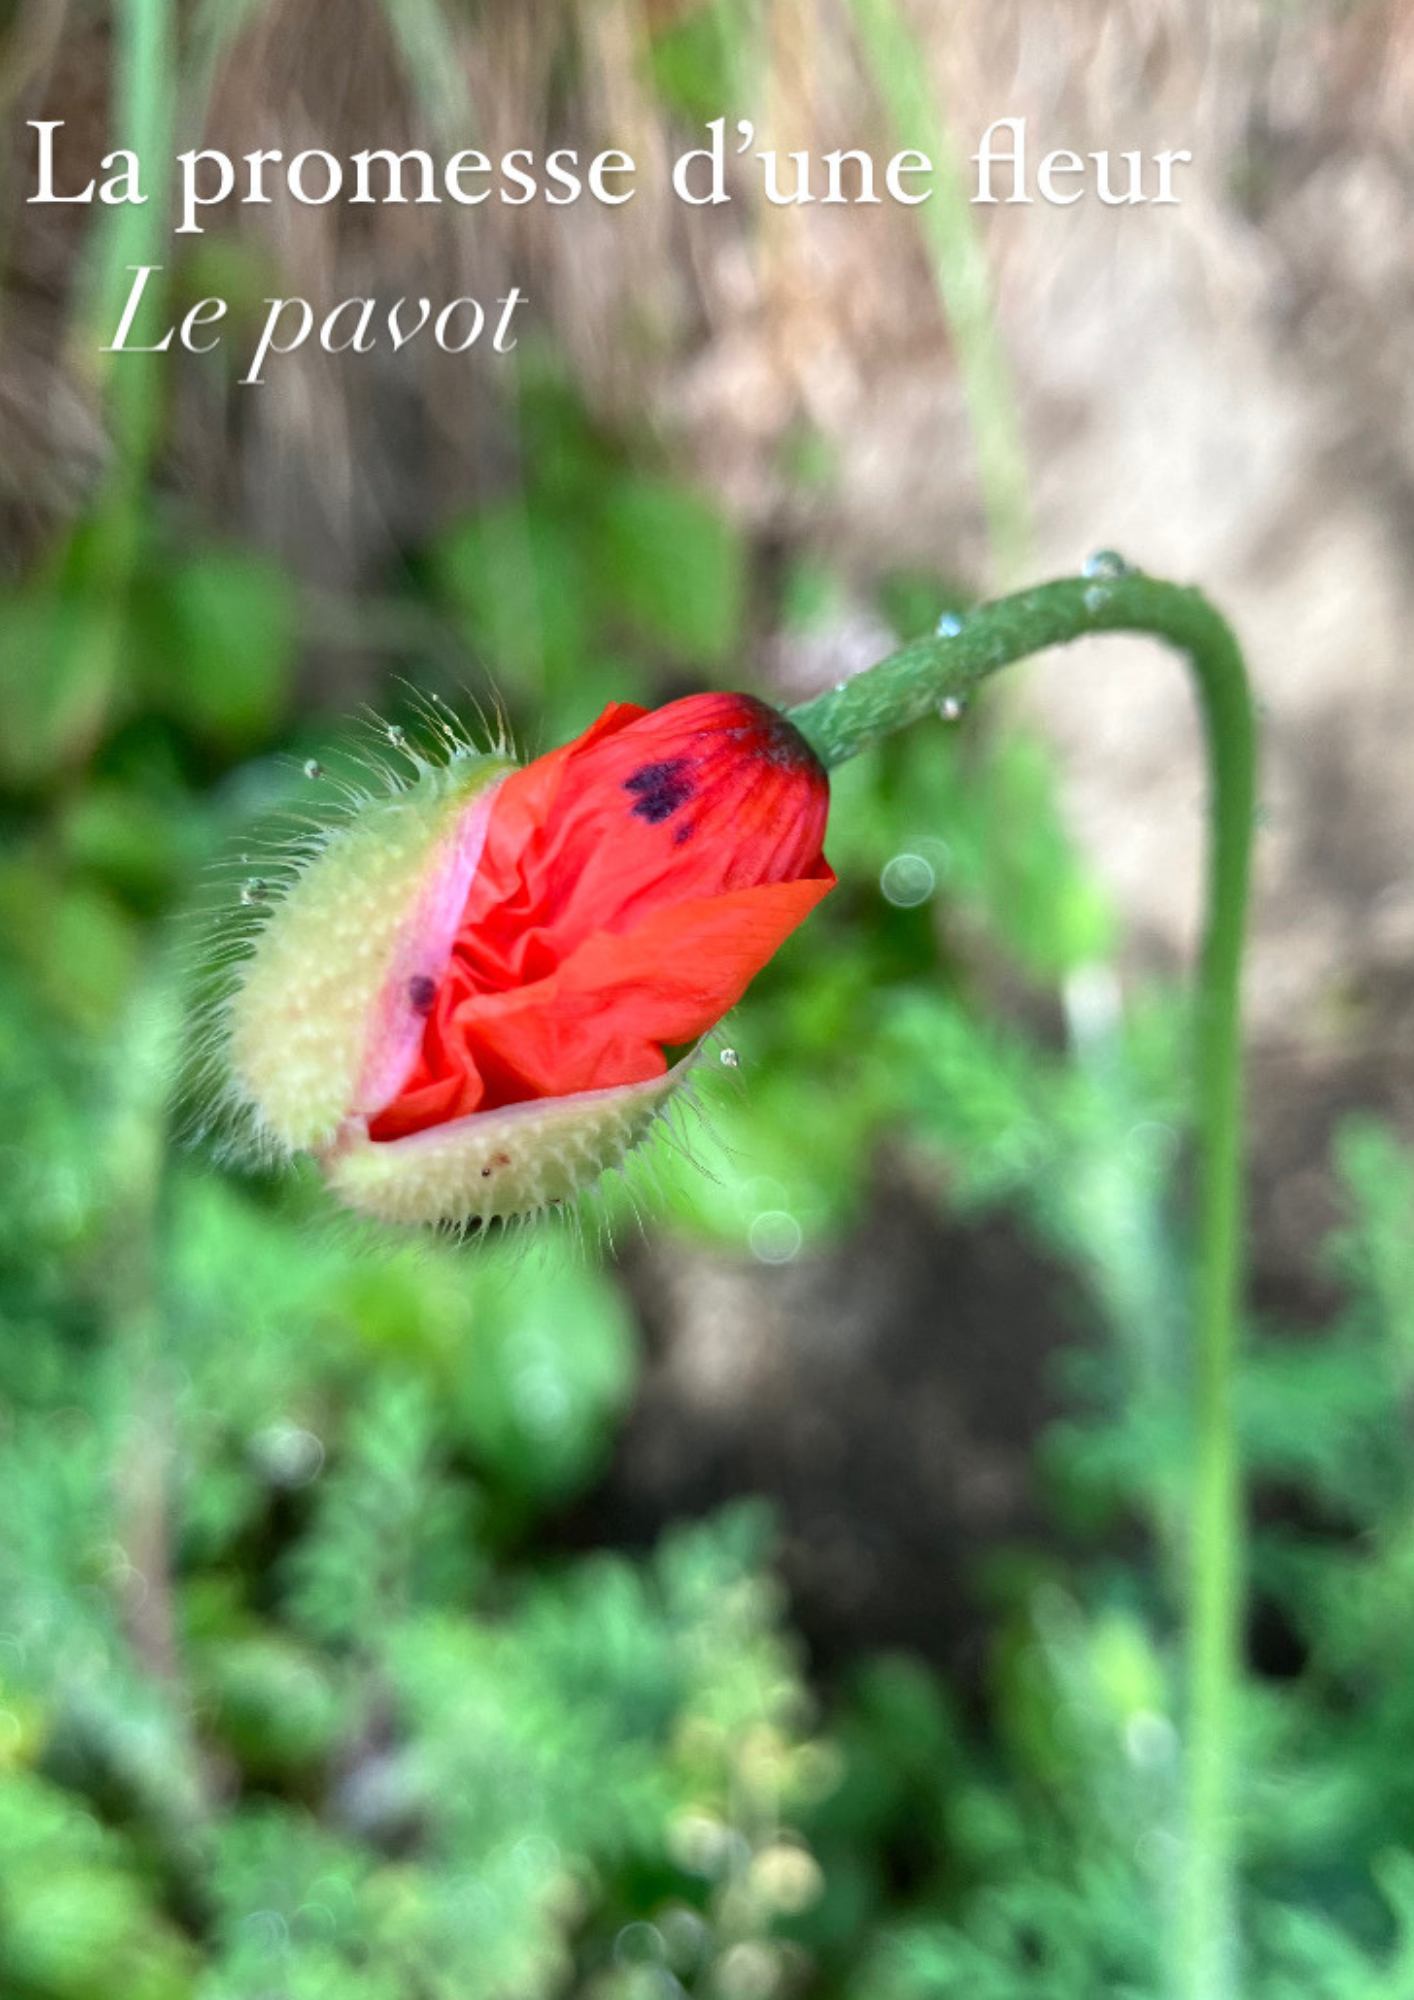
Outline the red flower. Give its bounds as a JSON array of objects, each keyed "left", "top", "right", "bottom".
[
  {"left": 224, "top": 689, "right": 833, "bottom": 1227},
  {"left": 367, "top": 691, "right": 834, "bottom": 1142}
]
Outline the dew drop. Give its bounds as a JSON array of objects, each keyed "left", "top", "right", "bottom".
[
  {"left": 514, "top": 1366, "right": 570, "bottom": 1438},
  {"left": 1083, "top": 548, "right": 1131, "bottom": 581},
  {"left": 750, "top": 1210, "right": 803, "bottom": 1265},
  {"left": 660, "top": 1905, "right": 710, "bottom": 1974},
  {"left": 1083, "top": 583, "right": 1111, "bottom": 613},
  {"left": 303, "top": 759, "right": 324, "bottom": 780},
  {"left": 252, "top": 1422, "right": 325, "bottom": 1489},
  {"left": 880, "top": 852, "right": 937, "bottom": 907},
  {"left": 386, "top": 724, "right": 409, "bottom": 751},
  {"left": 719, "top": 1047, "right": 741, "bottom": 1069},
  {"left": 240, "top": 878, "right": 270, "bottom": 906},
  {"left": 935, "top": 610, "right": 965, "bottom": 638},
  {"left": 613, "top": 1921, "right": 667, "bottom": 1968},
  {"left": 938, "top": 694, "right": 967, "bottom": 722}
]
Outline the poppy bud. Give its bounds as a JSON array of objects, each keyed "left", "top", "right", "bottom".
[{"left": 225, "top": 694, "right": 834, "bottom": 1229}]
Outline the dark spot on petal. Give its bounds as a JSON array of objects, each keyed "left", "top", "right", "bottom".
[
  {"left": 408, "top": 974, "right": 437, "bottom": 1014},
  {"left": 673, "top": 819, "right": 697, "bottom": 846},
  {"left": 624, "top": 756, "right": 694, "bottom": 824},
  {"left": 481, "top": 1151, "right": 512, "bottom": 1178}
]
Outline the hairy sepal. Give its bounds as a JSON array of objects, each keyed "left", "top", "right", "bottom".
[
  {"left": 322, "top": 1057, "right": 694, "bottom": 1230},
  {"left": 227, "top": 752, "right": 512, "bottom": 1154}
]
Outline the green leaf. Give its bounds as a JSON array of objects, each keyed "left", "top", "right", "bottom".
[
  {"left": 432, "top": 501, "right": 592, "bottom": 694},
  {"left": 140, "top": 551, "right": 296, "bottom": 746},
  {"left": 448, "top": 1245, "right": 639, "bottom": 1503},
  {"left": 194, "top": 1633, "right": 345, "bottom": 1778},
  {"left": 0, "top": 858, "right": 141, "bottom": 1032},
  {"left": 0, "top": 588, "right": 122, "bottom": 789},
  {"left": 594, "top": 474, "right": 745, "bottom": 668}
]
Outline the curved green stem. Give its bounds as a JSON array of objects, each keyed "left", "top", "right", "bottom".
[{"left": 788, "top": 568, "right": 1256, "bottom": 2000}]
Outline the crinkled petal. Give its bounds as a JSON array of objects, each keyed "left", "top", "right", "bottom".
[
  {"left": 368, "top": 868, "right": 834, "bottom": 1139},
  {"left": 369, "top": 692, "right": 835, "bottom": 1141}
]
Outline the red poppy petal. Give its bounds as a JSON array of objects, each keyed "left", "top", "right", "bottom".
[
  {"left": 471, "top": 869, "right": 836, "bottom": 1098},
  {"left": 447, "top": 695, "right": 829, "bottom": 988},
  {"left": 457, "top": 700, "right": 650, "bottom": 928},
  {"left": 509, "top": 694, "right": 829, "bottom": 947},
  {"left": 367, "top": 694, "right": 834, "bottom": 1143},
  {"left": 367, "top": 868, "right": 833, "bottom": 1139}
]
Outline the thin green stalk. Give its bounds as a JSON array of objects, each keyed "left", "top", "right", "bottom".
[
  {"left": 849, "top": 0, "right": 1032, "bottom": 580},
  {"left": 50, "top": 0, "right": 175, "bottom": 747},
  {"left": 789, "top": 566, "right": 1256, "bottom": 2000},
  {"left": 90, "top": 0, "right": 176, "bottom": 490}
]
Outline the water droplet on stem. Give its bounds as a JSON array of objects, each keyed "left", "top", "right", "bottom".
[{"left": 1083, "top": 549, "right": 1131, "bottom": 581}]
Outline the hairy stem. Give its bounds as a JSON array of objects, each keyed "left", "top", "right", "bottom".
[{"left": 789, "top": 567, "right": 1256, "bottom": 2000}]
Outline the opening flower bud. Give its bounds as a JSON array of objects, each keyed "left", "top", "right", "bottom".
[{"left": 225, "top": 693, "right": 834, "bottom": 1229}]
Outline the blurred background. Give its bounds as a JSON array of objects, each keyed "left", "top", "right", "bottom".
[{"left": 4, "top": 1, "right": 1414, "bottom": 1995}]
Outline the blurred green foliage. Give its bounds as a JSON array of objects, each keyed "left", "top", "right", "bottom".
[
  {"left": 1, "top": 173, "right": 1411, "bottom": 2000},
  {"left": 423, "top": 362, "right": 748, "bottom": 736}
]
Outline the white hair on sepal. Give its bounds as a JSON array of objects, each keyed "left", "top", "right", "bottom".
[
  {"left": 569, "top": 1033, "right": 742, "bottom": 1265},
  {"left": 336, "top": 1032, "right": 724, "bottom": 1265},
  {"left": 177, "top": 688, "right": 516, "bottom": 1176},
  {"left": 385, "top": 674, "right": 520, "bottom": 767}
]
